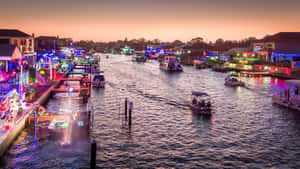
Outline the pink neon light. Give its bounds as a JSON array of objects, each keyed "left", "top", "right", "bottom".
[
  {"left": 241, "top": 71, "right": 269, "bottom": 75},
  {"left": 254, "top": 64, "right": 291, "bottom": 75},
  {"left": 254, "top": 43, "right": 264, "bottom": 46}
]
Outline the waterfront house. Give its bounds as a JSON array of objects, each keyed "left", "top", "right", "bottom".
[
  {"left": 0, "top": 29, "right": 36, "bottom": 67},
  {"left": 0, "top": 44, "right": 22, "bottom": 73},
  {"left": 0, "top": 44, "right": 28, "bottom": 95}
]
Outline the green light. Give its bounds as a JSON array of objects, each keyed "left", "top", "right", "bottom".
[
  {"left": 61, "top": 123, "right": 68, "bottom": 128},
  {"left": 246, "top": 58, "right": 259, "bottom": 61},
  {"left": 233, "top": 57, "right": 243, "bottom": 60}
]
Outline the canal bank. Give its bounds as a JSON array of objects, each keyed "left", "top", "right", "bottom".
[
  {"left": 1, "top": 65, "right": 93, "bottom": 168},
  {"left": 0, "top": 79, "right": 62, "bottom": 157}
]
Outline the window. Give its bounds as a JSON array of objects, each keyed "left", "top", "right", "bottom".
[
  {"left": 21, "top": 39, "right": 26, "bottom": 45},
  {"left": 14, "top": 39, "right": 18, "bottom": 45}
]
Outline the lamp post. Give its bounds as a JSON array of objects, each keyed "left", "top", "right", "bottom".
[{"left": 20, "top": 46, "right": 23, "bottom": 95}]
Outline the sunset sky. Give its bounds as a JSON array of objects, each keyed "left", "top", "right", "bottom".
[{"left": 1, "top": 0, "right": 300, "bottom": 42}]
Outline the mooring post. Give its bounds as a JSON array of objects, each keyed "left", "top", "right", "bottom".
[
  {"left": 90, "top": 141, "right": 97, "bottom": 169},
  {"left": 125, "top": 98, "right": 128, "bottom": 120},
  {"left": 129, "top": 102, "right": 133, "bottom": 127}
]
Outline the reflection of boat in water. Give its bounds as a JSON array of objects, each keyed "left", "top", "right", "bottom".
[
  {"left": 160, "top": 56, "right": 183, "bottom": 72},
  {"left": 48, "top": 118, "right": 69, "bottom": 135},
  {"left": 272, "top": 80, "right": 300, "bottom": 111},
  {"left": 189, "top": 91, "right": 213, "bottom": 116},
  {"left": 224, "top": 74, "right": 245, "bottom": 87}
]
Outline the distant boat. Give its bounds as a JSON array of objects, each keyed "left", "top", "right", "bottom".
[
  {"left": 92, "top": 74, "right": 105, "bottom": 88},
  {"left": 132, "top": 54, "right": 147, "bottom": 62},
  {"left": 193, "top": 59, "right": 207, "bottom": 69},
  {"left": 159, "top": 56, "right": 183, "bottom": 72},
  {"left": 224, "top": 74, "right": 245, "bottom": 87}
]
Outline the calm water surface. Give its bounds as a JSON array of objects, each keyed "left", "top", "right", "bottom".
[{"left": 3, "top": 54, "right": 300, "bottom": 168}]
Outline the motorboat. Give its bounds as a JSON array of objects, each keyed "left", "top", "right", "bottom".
[
  {"left": 224, "top": 74, "right": 245, "bottom": 87},
  {"left": 193, "top": 58, "right": 207, "bottom": 69},
  {"left": 189, "top": 91, "right": 213, "bottom": 116},
  {"left": 132, "top": 54, "right": 147, "bottom": 62},
  {"left": 272, "top": 80, "right": 300, "bottom": 111},
  {"left": 160, "top": 56, "right": 183, "bottom": 72},
  {"left": 92, "top": 74, "right": 105, "bottom": 88}
]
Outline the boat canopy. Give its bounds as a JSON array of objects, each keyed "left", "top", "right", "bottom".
[
  {"left": 192, "top": 91, "right": 209, "bottom": 97},
  {"left": 285, "top": 80, "right": 300, "bottom": 87},
  {"left": 229, "top": 73, "right": 238, "bottom": 77}
]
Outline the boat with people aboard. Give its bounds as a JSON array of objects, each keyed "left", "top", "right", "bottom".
[
  {"left": 92, "top": 74, "right": 105, "bottom": 88},
  {"left": 160, "top": 56, "right": 183, "bottom": 72},
  {"left": 189, "top": 91, "right": 213, "bottom": 116},
  {"left": 224, "top": 74, "right": 245, "bottom": 87},
  {"left": 272, "top": 80, "right": 300, "bottom": 111}
]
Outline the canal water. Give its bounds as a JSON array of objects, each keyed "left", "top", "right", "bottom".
[{"left": 3, "top": 54, "right": 300, "bottom": 168}]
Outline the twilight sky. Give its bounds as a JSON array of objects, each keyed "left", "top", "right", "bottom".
[{"left": 0, "top": 0, "right": 300, "bottom": 42}]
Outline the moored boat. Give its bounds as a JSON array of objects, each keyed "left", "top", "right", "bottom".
[
  {"left": 132, "top": 54, "right": 147, "bottom": 62},
  {"left": 272, "top": 80, "right": 300, "bottom": 111},
  {"left": 193, "top": 58, "right": 208, "bottom": 69}
]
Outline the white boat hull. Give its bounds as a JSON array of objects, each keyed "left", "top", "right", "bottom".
[{"left": 225, "top": 80, "right": 245, "bottom": 87}]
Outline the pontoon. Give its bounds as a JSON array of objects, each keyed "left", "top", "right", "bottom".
[
  {"left": 189, "top": 91, "right": 213, "bottom": 116},
  {"left": 160, "top": 56, "right": 183, "bottom": 72}
]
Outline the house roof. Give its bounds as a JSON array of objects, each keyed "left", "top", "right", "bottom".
[
  {"left": 274, "top": 32, "right": 300, "bottom": 39},
  {"left": 274, "top": 42, "right": 300, "bottom": 54},
  {"left": 0, "top": 29, "right": 31, "bottom": 38},
  {"left": 0, "top": 44, "right": 17, "bottom": 56},
  {"left": 36, "top": 36, "right": 58, "bottom": 39},
  {"left": 263, "top": 32, "right": 300, "bottom": 42}
]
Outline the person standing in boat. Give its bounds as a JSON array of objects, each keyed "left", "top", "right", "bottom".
[{"left": 285, "top": 89, "right": 290, "bottom": 101}]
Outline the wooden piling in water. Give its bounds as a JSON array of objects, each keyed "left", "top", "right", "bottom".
[
  {"left": 129, "top": 102, "right": 133, "bottom": 127},
  {"left": 90, "top": 141, "right": 97, "bottom": 169},
  {"left": 125, "top": 98, "right": 128, "bottom": 120}
]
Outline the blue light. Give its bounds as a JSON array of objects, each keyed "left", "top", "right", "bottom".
[{"left": 78, "top": 121, "right": 84, "bottom": 126}]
